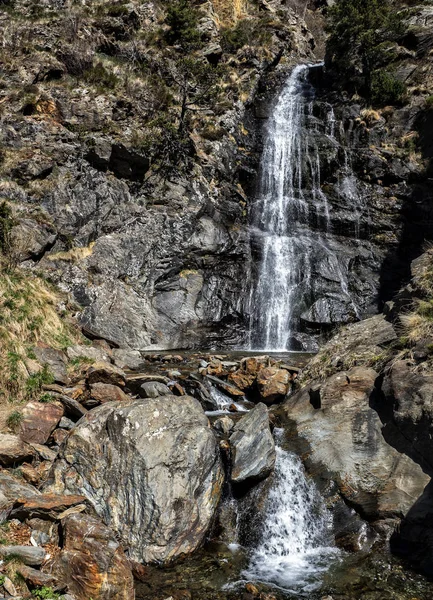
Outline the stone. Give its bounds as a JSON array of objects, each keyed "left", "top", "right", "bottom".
[
  {"left": 66, "top": 345, "right": 111, "bottom": 363},
  {"left": 112, "top": 349, "right": 145, "bottom": 370},
  {"left": 227, "top": 369, "right": 256, "bottom": 391},
  {"left": 390, "top": 480, "right": 433, "bottom": 577},
  {"left": 29, "top": 443, "right": 57, "bottom": 462},
  {"left": 283, "top": 367, "right": 430, "bottom": 519},
  {"left": 53, "top": 394, "right": 87, "bottom": 420},
  {"left": 90, "top": 382, "right": 129, "bottom": 404},
  {"left": 256, "top": 367, "right": 290, "bottom": 403},
  {"left": 206, "top": 375, "right": 244, "bottom": 398},
  {"left": 20, "top": 463, "right": 41, "bottom": 486},
  {"left": 59, "top": 417, "right": 75, "bottom": 430},
  {"left": 0, "top": 545, "right": 46, "bottom": 566},
  {"left": 47, "top": 513, "right": 134, "bottom": 600},
  {"left": 87, "top": 361, "right": 126, "bottom": 387},
  {"left": 229, "top": 403, "right": 276, "bottom": 484},
  {"left": 52, "top": 429, "right": 69, "bottom": 445},
  {"left": 19, "top": 402, "right": 64, "bottom": 445},
  {"left": 3, "top": 576, "right": 17, "bottom": 596},
  {"left": 45, "top": 396, "right": 224, "bottom": 564},
  {"left": 139, "top": 381, "right": 172, "bottom": 398},
  {"left": 0, "top": 434, "right": 35, "bottom": 467},
  {"left": 33, "top": 346, "right": 69, "bottom": 385},
  {"left": 213, "top": 416, "right": 234, "bottom": 435},
  {"left": 380, "top": 360, "right": 433, "bottom": 471},
  {"left": 11, "top": 493, "right": 86, "bottom": 521},
  {"left": 17, "top": 565, "right": 59, "bottom": 590}
]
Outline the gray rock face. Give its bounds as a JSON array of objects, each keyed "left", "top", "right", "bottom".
[
  {"left": 139, "top": 381, "right": 172, "bottom": 398},
  {"left": 380, "top": 360, "right": 433, "bottom": 472},
  {"left": 229, "top": 403, "right": 276, "bottom": 484},
  {"left": 45, "top": 396, "right": 224, "bottom": 564},
  {"left": 283, "top": 367, "right": 429, "bottom": 519}
]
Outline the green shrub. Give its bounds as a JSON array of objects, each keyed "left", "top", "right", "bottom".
[
  {"left": 0, "top": 201, "right": 15, "bottom": 257},
  {"left": 370, "top": 70, "right": 406, "bottom": 106},
  {"left": 83, "top": 62, "right": 119, "bottom": 90},
  {"left": 221, "top": 18, "right": 272, "bottom": 53},
  {"left": 26, "top": 364, "right": 54, "bottom": 395},
  {"left": 32, "top": 587, "right": 60, "bottom": 599},
  {"left": 425, "top": 95, "right": 433, "bottom": 110},
  {"left": 6, "top": 410, "right": 23, "bottom": 431},
  {"left": 164, "top": 0, "right": 202, "bottom": 50}
]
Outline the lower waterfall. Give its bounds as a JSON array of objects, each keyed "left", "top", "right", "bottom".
[{"left": 242, "top": 432, "right": 338, "bottom": 593}]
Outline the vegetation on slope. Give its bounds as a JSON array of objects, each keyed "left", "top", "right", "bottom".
[{"left": 325, "top": 0, "right": 407, "bottom": 106}]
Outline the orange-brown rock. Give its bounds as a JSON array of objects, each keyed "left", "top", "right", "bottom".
[
  {"left": 0, "top": 434, "right": 35, "bottom": 467},
  {"left": 52, "top": 428, "right": 69, "bottom": 445},
  {"left": 17, "top": 565, "right": 60, "bottom": 590},
  {"left": 90, "top": 382, "right": 129, "bottom": 404},
  {"left": 87, "top": 361, "right": 126, "bottom": 387},
  {"left": 19, "top": 401, "right": 64, "bottom": 445},
  {"left": 48, "top": 513, "right": 134, "bottom": 600},
  {"left": 256, "top": 367, "right": 290, "bottom": 404},
  {"left": 228, "top": 370, "right": 256, "bottom": 391},
  {"left": 11, "top": 493, "right": 87, "bottom": 521},
  {"left": 19, "top": 463, "right": 40, "bottom": 486}
]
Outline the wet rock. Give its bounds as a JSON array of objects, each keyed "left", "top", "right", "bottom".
[
  {"left": 256, "top": 367, "right": 290, "bottom": 404},
  {"left": 283, "top": 367, "right": 429, "bottom": 519},
  {"left": 0, "top": 434, "right": 35, "bottom": 467},
  {"left": 33, "top": 347, "right": 69, "bottom": 385},
  {"left": 90, "top": 382, "right": 129, "bottom": 404},
  {"left": 139, "top": 381, "right": 172, "bottom": 398},
  {"left": 206, "top": 375, "right": 244, "bottom": 398},
  {"left": 47, "top": 513, "right": 134, "bottom": 600},
  {"left": 45, "top": 396, "right": 224, "bottom": 563},
  {"left": 0, "top": 545, "right": 46, "bottom": 566},
  {"left": 87, "top": 361, "right": 126, "bottom": 387},
  {"left": 230, "top": 403, "right": 276, "bottom": 484},
  {"left": 19, "top": 401, "right": 64, "bottom": 445}
]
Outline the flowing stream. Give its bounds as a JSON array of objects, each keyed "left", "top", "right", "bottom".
[{"left": 242, "top": 431, "right": 338, "bottom": 593}]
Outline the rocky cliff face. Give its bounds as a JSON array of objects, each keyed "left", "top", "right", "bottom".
[{"left": 0, "top": 0, "right": 316, "bottom": 350}]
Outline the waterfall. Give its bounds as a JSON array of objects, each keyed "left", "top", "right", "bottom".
[
  {"left": 248, "top": 64, "right": 357, "bottom": 351},
  {"left": 242, "top": 433, "right": 338, "bottom": 593}
]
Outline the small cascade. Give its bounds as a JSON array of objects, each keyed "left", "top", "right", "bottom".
[
  {"left": 242, "top": 432, "right": 338, "bottom": 592},
  {"left": 206, "top": 385, "right": 249, "bottom": 415}
]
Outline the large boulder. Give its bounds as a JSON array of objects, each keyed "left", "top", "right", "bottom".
[
  {"left": 47, "top": 513, "right": 134, "bottom": 600},
  {"left": 45, "top": 396, "right": 224, "bottom": 564},
  {"left": 380, "top": 360, "right": 433, "bottom": 471},
  {"left": 229, "top": 403, "right": 276, "bottom": 484},
  {"left": 256, "top": 366, "right": 290, "bottom": 404},
  {"left": 283, "top": 367, "right": 429, "bottom": 520},
  {"left": 19, "top": 401, "right": 64, "bottom": 444}
]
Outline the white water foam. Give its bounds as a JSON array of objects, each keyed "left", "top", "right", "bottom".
[{"left": 242, "top": 436, "right": 339, "bottom": 593}]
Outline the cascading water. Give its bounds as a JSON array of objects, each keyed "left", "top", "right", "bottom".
[
  {"left": 248, "top": 64, "right": 357, "bottom": 351},
  {"left": 242, "top": 431, "right": 338, "bottom": 593}
]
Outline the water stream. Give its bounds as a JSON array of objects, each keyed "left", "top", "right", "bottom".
[{"left": 242, "top": 430, "right": 338, "bottom": 593}]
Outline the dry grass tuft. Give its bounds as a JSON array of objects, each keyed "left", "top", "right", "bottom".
[
  {"left": 0, "top": 270, "right": 81, "bottom": 427},
  {"left": 212, "top": 0, "right": 249, "bottom": 26},
  {"left": 47, "top": 242, "right": 95, "bottom": 263}
]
